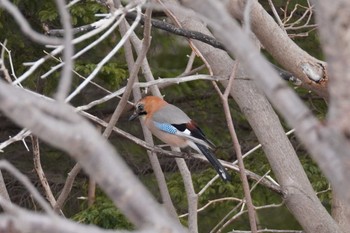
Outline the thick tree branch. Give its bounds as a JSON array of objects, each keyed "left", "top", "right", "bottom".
[
  {"left": 0, "top": 80, "right": 186, "bottom": 232},
  {"left": 228, "top": 0, "right": 328, "bottom": 98},
  {"left": 0, "top": 210, "right": 153, "bottom": 233},
  {"left": 47, "top": 10, "right": 295, "bottom": 84},
  {"left": 167, "top": 0, "right": 342, "bottom": 232},
  {"left": 312, "top": 1, "right": 350, "bottom": 231},
  {"left": 180, "top": 0, "right": 350, "bottom": 207}
]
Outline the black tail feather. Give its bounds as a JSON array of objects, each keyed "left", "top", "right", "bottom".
[{"left": 195, "top": 143, "right": 231, "bottom": 182}]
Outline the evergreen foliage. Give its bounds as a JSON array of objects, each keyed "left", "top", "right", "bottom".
[{"left": 73, "top": 196, "right": 133, "bottom": 230}]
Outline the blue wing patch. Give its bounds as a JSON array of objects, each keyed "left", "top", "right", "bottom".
[{"left": 154, "top": 122, "right": 178, "bottom": 134}]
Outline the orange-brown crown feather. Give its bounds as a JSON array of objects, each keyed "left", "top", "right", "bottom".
[{"left": 137, "top": 96, "right": 168, "bottom": 116}]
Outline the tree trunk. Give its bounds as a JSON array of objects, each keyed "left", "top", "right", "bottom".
[
  {"left": 228, "top": 0, "right": 328, "bottom": 98},
  {"left": 167, "top": 1, "right": 342, "bottom": 232}
]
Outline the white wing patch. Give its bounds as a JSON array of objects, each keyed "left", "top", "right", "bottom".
[
  {"left": 175, "top": 131, "right": 212, "bottom": 149},
  {"left": 183, "top": 129, "right": 191, "bottom": 135}
]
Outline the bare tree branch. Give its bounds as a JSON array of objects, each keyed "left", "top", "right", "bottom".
[
  {"left": 165, "top": 1, "right": 342, "bottom": 232},
  {"left": 213, "top": 63, "right": 257, "bottom": 232},
  {"left": 0, "top": 41, "right": 12, "bottom": 84},
  {"left": 54, "top": 0, "right": 74, "bottom": 101},
  {"left": 0, "top": 80, "right": 186, "bottom": 232},
  {"left": 228, "top": 0, "right": 328, "bottom": 98},
  {"left": 0, "top": 160, "right": 55, "bottom": 216},
  {"left": 0, "top": 169, "right": 10, "bottom": 203},
  {"left": 83, "top": 110, "right": 284, "bottom": 195},
  {"left": 88, "top": 176, "right": 96, "bottom": 207},
  {"left": 0, "top": 205, "right": 154, "bottom": 233},
  {"left": 125, "top": 4, "right": 199, "bottom": 229},
  {"left": 31, "top": 136, "right": 58, "bottom": 211},
  {"left": 41, "top": 9, "right": 126, "bottom": 79},
  {"left": 46, "top": 5, "right": 296, "bottom": 85},
  {"left": 174, "top": 148, "right": 198, "bottom": 233},
  {"left": 12, "top": 7, "right": 125, "bottom": 85},
  {"left": 65, "top": 4, "right": 142, "bottom": 102},
  {"left": 116, "top": 0, "right": 179, "bottom": 218},
  {"left": 0, "top": 0, "right": 62, "bottom": 45},
  {"left": 54, "top": 163, "right": 81, "bottom": 212},
  {"left": 181, "top": 0, "right": 350, "bottom": 207},
  {"left": 312, "top": 0, "right": 350, "bottom": 231}
]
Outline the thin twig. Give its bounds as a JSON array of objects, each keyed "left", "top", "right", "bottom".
[
  {"left": 0, "top": 41, "right": 12, "bottom": 84},
  {"left": 267, "top": 0, "right": 286, "bottom": 31},
  {"left": 0, "top": 160, "right": 55, "bottom": 216},
  {"left": 54, "top": 163, "right": 81, "bottom": 212},
  {"left": 88, "top": 177, "right": 96, "bottom": 207},
  {"left": 12, "top": 8, "right": 122, "bottom": 85},
  {"left": 0, "top": 0, "right": 62, "bottom": 45},
  {"left": 0, "top": 41, "right": 22, "bottom": 86},
  {"left": 217, "top": 202, "right": 284, "bottom": 233},
  {"left": 184, "top": 51, "right": 197, "bottom": 74},
  {"left": 65, "top": 5, "right": 142, "bottom": 102},
  {"left": 179, "top": 197, "right": 242, "bottom": 218},
  {"left": 211, "top": 200, "right": 244, "bottom": 233},
  {"left": 0, "top": 168, "right": 10, "bottom": 203},
  {"left": 102, "top": 2, "right": 150, "bottom": 141},
  {"left": 42, "top": 12, "right": 125, "bottom": 79},
  {"left": 118, "top": 0, "right": 179, "bottom": 218},
  {"left": 174, "top": 148, "right": 198, "bottom": 233},
  {"left": 0, "top": 129, "right": 31, "bottom": 152},
  {"left": 42, "top": 51, "right": 112, "bottom": 93},
  {"left": 31, "top": 136, "right": 58, "bottom": 210},
  {"left": 316, "top": 184, "right": 331, "bottom": 196},
  {"left": 279, "top": 0, "right": 317, "bottom": 38},
  {"left": 214, "top": 63, "right": 258, "bottom": 232}
]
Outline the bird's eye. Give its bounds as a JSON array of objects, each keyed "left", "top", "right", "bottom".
[{"left": 137, "top": 104, "right": 144, "bottom": 111}]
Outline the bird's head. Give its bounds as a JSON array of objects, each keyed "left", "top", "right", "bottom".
[
  {"left": 128, "top": 96, "right": 166, "bottom": 121},
  {"left": 128, "top": 100, "right": 147, "bottom": 121}
]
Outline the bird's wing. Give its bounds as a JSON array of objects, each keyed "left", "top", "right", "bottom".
[
  {"left": 153, "top": 121, "right": 211, "bottom": 148},
  {"left": 152, "top": 104, "right": 214, "bottom": 148},
  {"left": 152, "top": 104, "right": 191, "bottom": 124}
]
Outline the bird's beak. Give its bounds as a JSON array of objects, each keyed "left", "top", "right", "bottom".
[{"left": 128, "top": 110, "right": 139, "bottom": 121}]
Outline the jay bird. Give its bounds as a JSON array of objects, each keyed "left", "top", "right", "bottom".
[{"left": 129, "top": 96, "right": 231, "bottom": 182}]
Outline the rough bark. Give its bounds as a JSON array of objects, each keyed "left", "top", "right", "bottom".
[{"left": 166, "top": 1, "right": 342, "bottom": 232}]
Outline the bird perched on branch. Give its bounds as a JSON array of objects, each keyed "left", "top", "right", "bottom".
[{"left": 129, "top": 96, "right": 231, "bottom": 182}]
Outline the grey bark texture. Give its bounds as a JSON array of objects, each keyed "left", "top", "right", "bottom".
[{"left": 167, "top": 0, "right": 342, "bottom": 232}]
